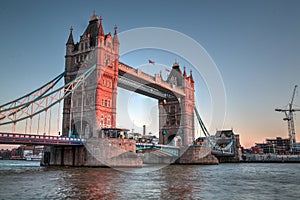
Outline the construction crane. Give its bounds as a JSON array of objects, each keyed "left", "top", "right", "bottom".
[{"left": 275, "top": 85, "right": 300, "bottom": 152}]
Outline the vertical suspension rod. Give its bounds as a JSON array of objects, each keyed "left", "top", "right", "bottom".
[
  {"left": 37, "top": 114, "right": 40, "bottom": 134},
  {"left": 80, "top": 77, "right": 85, "bottom": 138},
  {"left": 69, "top": 91, "right": 74, "bottom": 137}
]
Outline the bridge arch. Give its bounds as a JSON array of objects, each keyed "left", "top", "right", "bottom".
[
  {"left": 73, "top": 119, "right": 92, "bottom": 138},
  {"left": 167, "top": 134, "right": 182, "bottom": 146}
]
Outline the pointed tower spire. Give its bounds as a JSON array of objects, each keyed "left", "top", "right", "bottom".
[
  {"left": 66, "top": 26, "right": 74, "bottom": 45},
  {"left": 113, "top": 24, "right": 119, "bottom": 44},
  {"left": 183, "top": 66, "right": 187, "bottom": 78},
  {"left": 189, "top": 69, "right": 194, "bottom": 83},
  {"left": 98, "top": 16, "right": 104, "bottom": 37},
  {"left": 90, "top": 10, "right": 99, "bottom": 22}
]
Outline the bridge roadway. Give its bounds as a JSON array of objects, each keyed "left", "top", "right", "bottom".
[
  {"left": 0, "top": 133, "right": 179, "bottom": 151},
  {"left": 0, "top": 132, "right": 233, "bottom": 157},
  {"left": 0, "top": 132, "right": 84, "bottom": 146},
  {"left": 0, "top": 132, "right": 182, "bottom": 156},
  {"left": 136, "top": 142, "right": 180, "bottom": 157}
]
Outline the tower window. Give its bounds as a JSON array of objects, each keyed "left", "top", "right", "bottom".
[
  {"left": 104, "top": 117, "right": 107, "bottom": 127},
  {"left": 100, "top": 114, "right": 104, "bottom": 126},
  {"left": 171, "top": 106, "right": 176, "bottom": 114},
  {"left": 108, "top": 116, "right": 111, "bottom": 127},
  {"left": 78, "top": 97, "right": 82, "bottom": 107},
  {"left": 107, "top": 42, "right": 111, "bottom": 49}
]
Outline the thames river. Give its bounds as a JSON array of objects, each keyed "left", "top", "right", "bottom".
[{"left": 0, "top": 160, "right": 299, "bottom": 199}]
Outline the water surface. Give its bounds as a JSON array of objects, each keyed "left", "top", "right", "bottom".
[{"left": 0, "top": 160, "right": 299, "bottom": 199}]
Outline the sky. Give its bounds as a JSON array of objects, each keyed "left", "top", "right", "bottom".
[{"left": 0, "top": 0, "right": 300, "bottom": 148}]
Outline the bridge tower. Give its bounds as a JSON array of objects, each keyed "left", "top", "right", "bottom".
[
  {"left": 62, "top": 13, "right": 119, "bottom": 137},
  {"left": 159, "top": 62, "right": 195, "bottom": 146}
]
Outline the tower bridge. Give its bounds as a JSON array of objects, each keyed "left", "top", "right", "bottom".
[
  {"left": 0, "top": 13, "right": 239, "bottom": 166},
  {"left": 62, "top": 13, "right": 195, "bottom": 147}
]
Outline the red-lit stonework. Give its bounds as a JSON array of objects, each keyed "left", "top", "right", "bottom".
[
  {"left": 63, "top": 13, "right": 119, "bottom": 137},
  {"left": 62, "top": 13, "right": 195, "bottom": 146}
]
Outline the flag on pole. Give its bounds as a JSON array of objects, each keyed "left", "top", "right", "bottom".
[
  {"left": 148, "top": 59, "right": 155, "bottom": 65},
  {"left": 165, "top": 68, "right": 171, "bottom": 72}
]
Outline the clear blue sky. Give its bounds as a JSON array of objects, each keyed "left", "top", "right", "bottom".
[{"left": 0, "top": 0, "right": 300, "bottom": 147}]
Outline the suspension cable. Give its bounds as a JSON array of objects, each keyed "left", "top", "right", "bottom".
[
  {"left": 80, "top": 77, "right": 85, "bottom": 138},
  {"left": 44, "top": 110, "right": 47, "bottom": 135},
  {"left": 48, "top": 108, "right": 52, "bottom": 136},
  {"left": 48, "top": 87, "right": 53, "bottom": 136},
  {"left": 29, "top": 117, "right": 32, "bottom": 133},
  {"left": 12, "top": 122, "right": 16, "bottom": 133},
  {"left": 69, "top": 91, "right": 74, "bottom": 137},
  {"left": 0, "top": 65, "right": 96, "bottom": 126},
  {"left": 0, "top": 71, "right": 65, "bottom": 109},
  {"left": 25, "top": 118, "right": 28, "bottom": 134},
  {"left": 57, "top": 99, "right": 61, "bottom": 135},
  {"left": 37, "top": 114, "right": 40, "bottom": 134}
]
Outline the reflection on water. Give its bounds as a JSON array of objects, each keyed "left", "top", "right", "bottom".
[{"left": 0, "top": 160, "right": 300, "bottom": 199}]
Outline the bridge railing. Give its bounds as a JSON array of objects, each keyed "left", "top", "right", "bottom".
[
  {"left": 0, "top": 132, "right": 85, "bottom": 145},
  {"left": 136, "top": 143, "right": 180, "bottom": 157},
  {"left": 211, "top": 149, "right": 234, "bottom": 157}
]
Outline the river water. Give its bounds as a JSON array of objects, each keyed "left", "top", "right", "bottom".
[{"left": 0, "top": 160, "right": 299, "bottom": 199}]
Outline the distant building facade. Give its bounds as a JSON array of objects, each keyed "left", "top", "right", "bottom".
[{"left": 255, "top": 137, "right": 291, "bottom": 154}]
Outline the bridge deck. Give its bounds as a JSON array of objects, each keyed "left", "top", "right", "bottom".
[
  {"left": 0, "top": 132, "right": 84, "bottom": 146},
  {"left": 211, "top": 149, "right": 234, "bottom": 157},
  {"left": 118, "top": 62, "right": 185, "bottom": 98}
]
